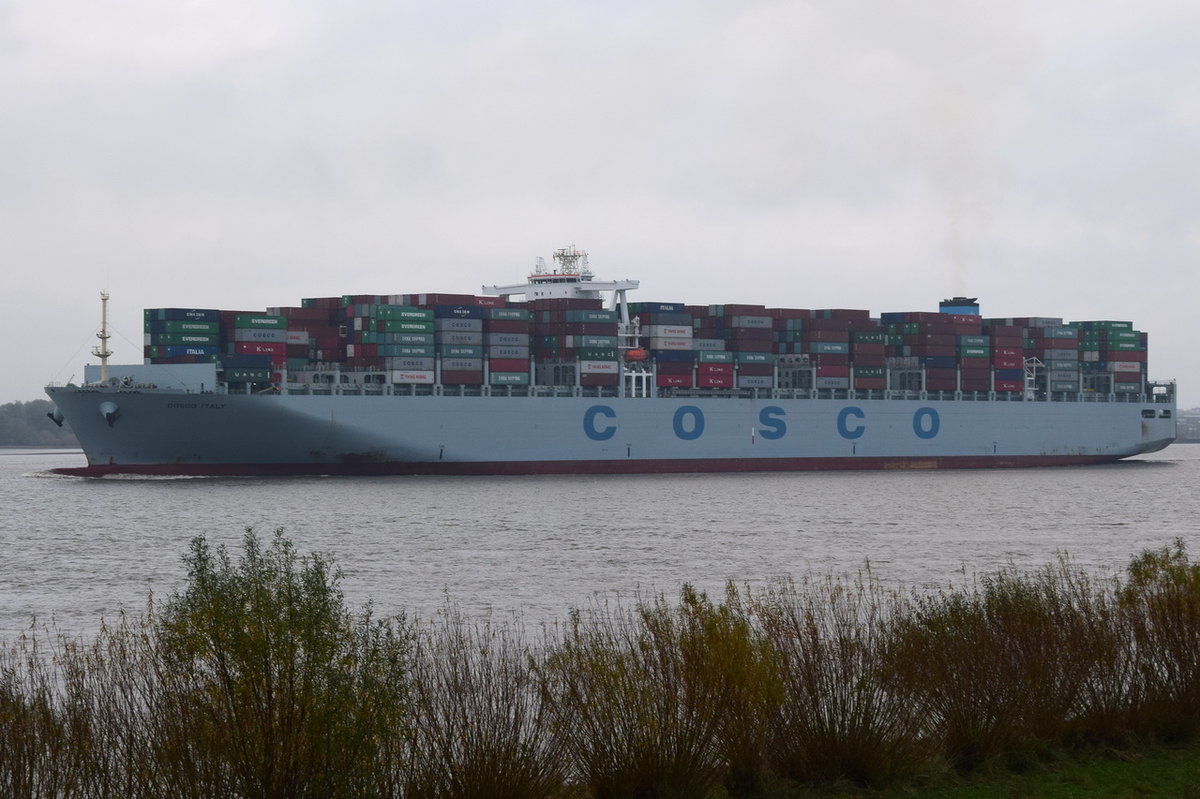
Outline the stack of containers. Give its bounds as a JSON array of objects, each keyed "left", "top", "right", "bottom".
[
  {"left": 1031, "top": 322, "right": 1081, "bottom": 392},
  {"left": 530, "top": 296, "right": 614, "bottom": 386},
  {"left": 484, "top": 307, "right": 532, "bottom": 387},
  {"left": 270, "top": 305, "right": 334, "bottom": 372},
  {"left": 984, "top": 320, "right": 1025, "bottom": 393},
  {"left": 144, "top": 308, "right": 221, "bottom": 365},
  {"left": 696, "top": 304, "right": 775, "bottom": 389},
  {"left": 296, "top": 297, "right": 346, "bottom": 364},
  {"left": 221, "top": 311, "right": 288, "bottom": 380},
  {"left": 632, "top": 302, "right": 693, "bottom": 388},
  {"left": 341, "top": 295, "right": 385, "bottom": 369},
  {"left": 377, "top": 305, "right": 436, "bottom": 383},
  {"left": 433, "top": 305, "right": 484, "bottom": 385},
  {"left": 805, "top": 316, "right": 851, "bottom": 390},
  {"left": 1071, "top": 321, "right": 1146, "bottom": 393}
]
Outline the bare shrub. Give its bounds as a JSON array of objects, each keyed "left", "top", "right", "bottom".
[{"left": 403, "top": 608, "right": 567, "bottom": 799}]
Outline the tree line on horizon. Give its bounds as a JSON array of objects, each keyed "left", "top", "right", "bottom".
[{"left": 0, "top": 400, "right": 77, "bottom": 447}]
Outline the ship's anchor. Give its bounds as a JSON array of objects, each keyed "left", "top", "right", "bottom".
[
  {"left": 46, "top": 408, "right": 65, "bottom": 427},
  {"left": 99, "top": 401, "right": 120, "bottom": 427}
]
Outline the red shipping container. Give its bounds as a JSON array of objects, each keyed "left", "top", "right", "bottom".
[
  {"left": 853, "top": 377, "right": 886, "bottom": 390},
  {"left": 727, "top": 328, "right": 773, "bottom": 342},
  {"left": 656, "top": 361, "right": 693, "bottom": 375},
  {"left": 816, "top": 365, "right": 849, "bottom": 377},
  {"left": 697, "top": 374, "right": 735, "bottom": 388},
  {"left": 812, "top": 353, "right": 849, "bottom": 366},
  {"left": 486, "top": 358, "right": 528, "bottom": 372},
  {"left": 959, "top": 357, "right": 990, "bottom": 370},
  {"left": 657, "top": 373, "right": 692, "bottom": 387},
  {"left": 994, "top": 380, "right": 1023, "bottom": 392},
  {"left": 961, "top": 378, "right": 991, "bottom": 391},
  {"left": 925, "top": 379, "right": 957, "bottom": 391},
  {"left": 806, "top": 318, "right": 852, "bottom": 331},
  {"left": 1033, "top": 338, "right": 1078, "bottom": 350},
  {"left": 234, "top": 342, "right": 286, "bottom": 357},
  {"left": 986, "top": 324, "right": 1023, "bottom": 337},
  {"left": 440, "top": 370, "right": 484, "bottom": 385},
  {"left": 1112, "top": 371, "right": 1142, "bottom": 382},
  {"left": 697, "top": 363, "right": 734, "bottom": 376},
  {"left": 851, "top": 342, "right": 885, "bottom": 356},
  {"left": 992, "top": 356, "right": 1022, "bottom": 369},
  {"left": 580, "top": 373, "right": 619, "bottom": 386},
  {"left": 769, "top": 308, "right": 809, "bottom": 320},
  {"left": 485, "top": 319, "right": 532, "bottom": 333},
  {"left": 737, "top": 363, "right": 774, "bottom": 376},
  {"left": 1104, "top": 349, "right": 1147, "bottom": 362},
  {"left": 851, "top": 354, "right": 886, "bottom": 367},
  {"left": 472, "top": 296, "right": 505, "bottom": 307},
  {"left": 806, "top": 329, "right": 851, "bottom": 341},
  {"left": 992, "top": 346, "right": 1022, "bottom": 358},
  {"left": 990, "top": 336, "right": 1024, "bottom": 348}
]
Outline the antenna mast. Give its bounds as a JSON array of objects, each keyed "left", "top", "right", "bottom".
[{"left": 93, "top": 291, "right": 113, "bottom": 382}]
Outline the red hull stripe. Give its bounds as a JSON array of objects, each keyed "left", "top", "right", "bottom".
[{"left": 51, "top": 454, "right": 1123, "bottom": 478}]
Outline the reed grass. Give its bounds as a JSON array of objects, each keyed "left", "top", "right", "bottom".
[{"left": 2, "top": 532, "right": 1200, "bottom": 797}]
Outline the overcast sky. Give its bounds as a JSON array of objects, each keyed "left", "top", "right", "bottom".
[{"left": 3, "top": 1, "right": 1198, "bottom": 407}]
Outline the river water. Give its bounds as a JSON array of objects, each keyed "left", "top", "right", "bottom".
[{"left": 2, "top": 446, "right": 1197, "bottom": 640}]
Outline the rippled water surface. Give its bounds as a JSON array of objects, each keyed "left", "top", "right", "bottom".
[{"left": 2, "top": 446, "right": 1198, "bottom": 639}]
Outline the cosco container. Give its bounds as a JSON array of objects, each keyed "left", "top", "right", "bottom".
[{"left": 435, "top": 318, "right": 483, "bottom": 332}]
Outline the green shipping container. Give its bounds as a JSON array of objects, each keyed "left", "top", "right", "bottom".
[
  {"left": 854, "top": 366, "right": 885, "bottom": 378},
  {"left": 959, "top": 346, "right": 989, "bottom": 358},
  {"left": 699, "top": 351, "right": 734, "bottom": 363},
  {"left": 566, "top": 309, "right": 618, "bottom": 323},
  {"left": 376, "top": 306, "right": 434, "bottom": 321},
  {"left": 234, "top": 314, "right": 286, "bottom": 329},
  {"left": 486, "top": 308, "right": 531, "bottom": 321},
  {"left": 736, "top": 352, "right": 774, "bottom": 364},
  {"left": 1050, "top": 381, "right": 1079, "bottom": 392},
  {"left": 149, "top": 333, "right": 220, "bottom": 346},
  {"left": 490, "top": 372, "right": 530, "bottom": 385},
  {"left": 379, "top": 319, "right": 436, "bottom": 333},
  {"left": 1113, "top": 382, "right": 1142, "bottom": 392}
]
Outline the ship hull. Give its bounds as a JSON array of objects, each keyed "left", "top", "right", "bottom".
[{"left": 45, "top": 386, "right": 1176, "bottom": 477}]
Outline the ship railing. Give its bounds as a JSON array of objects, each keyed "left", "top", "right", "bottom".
[{"left": 259, "top": 379, "right": 1176, "bottom": 405}]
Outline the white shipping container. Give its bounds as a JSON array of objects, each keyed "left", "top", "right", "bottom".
[
  {"left": 442, "top": 358, "right": 483, "bottom": 371},
  {"left": 391, "top": 370, "right": 436, "bottom": 384},
  {"left": 644, "top": 325, "right": 692, "bottom": 338},
  {"left": 1043, "top": 348, "right": 1078, "bottom": 360},
  {"left": 435, "top": 318, "right": 483, "bottom": 332},
  {"left": 738, "top": 375, "right": 775, "bottom": 388},
  {"left": 1107, "top": 361, "right": 1144, "bottom": 372},
  {"left": 232, "top": 328, "right": 287, "bottom": 343},
  {"left": 579, "top": 360, "right": 619, "bottom": 374},
  {"left": 693, "top": 338, "right": 726, "bottom": 351},
  {"left": 648, "top": 337, "right": 694, "bottom": 350},
  {"left": 814, "top": 376, "right": 850, "bottom": 389},
  {"left": 438, "top": 331, "right": 484, "bottom": 345}
]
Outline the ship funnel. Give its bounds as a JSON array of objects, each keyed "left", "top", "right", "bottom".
[{"left": 99, "top": 401, "right": 120, "bottom": 427}]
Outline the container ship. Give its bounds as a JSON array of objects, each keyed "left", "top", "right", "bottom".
[{"left": 45, "top": 247, "right": 1177, "bottom": 477}]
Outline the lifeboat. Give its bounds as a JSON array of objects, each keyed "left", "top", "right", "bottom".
[{"left": 624, "top": 347, "right": 648, "bottom": 361}]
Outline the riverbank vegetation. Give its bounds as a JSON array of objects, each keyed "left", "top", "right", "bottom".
[{"left": 2, "top": 530, "right": 1199, "bottom": 798}]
